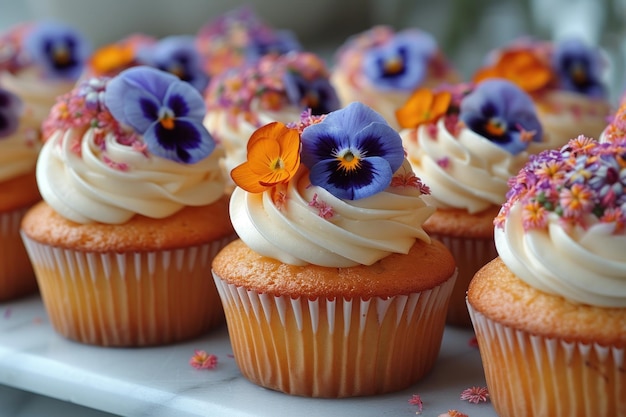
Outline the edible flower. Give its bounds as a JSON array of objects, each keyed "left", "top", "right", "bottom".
[
  {"left": 136, "top": 35, "right": 209, "bottom": 92},
  {"left": 284, "top": 71, "right": 339, "bottom": 116},
  {"left": 245, "top": 28, "right": 301, "bottom": 62},
  {"left": 362, "top": 30, "right": 436, "bottom": 91},
  {"left": 497, "top": 136, "right": 626, "bottom": 232},
  {"left": 0, "top": 87, "right": 23, "bottom": 138},
  {"left": 300, "top": 101, "right": 405, "bottom": 200},
  {"left": 459, "top": 79, "right": 543, "bottom": 155},
  {"left": 23, "top": 20, "right": 91, "bottom": 80},
  {"left": 472, "top": 48, "right": 553, "bottom": 93},
  {"left": 231, "top": 121, "right": 301, "bottom": 193},
  {"left": 395, "top": 87, "right": 452, "bottom": 129},
  {"left": 104, "top": 66, "right": 215, "bottom": 164},
  {"left": 552, "top": 37, "right": 606, "bottom": 98},
  {"left": 460, "top": 386, "right": 490, "bottom": 404}
]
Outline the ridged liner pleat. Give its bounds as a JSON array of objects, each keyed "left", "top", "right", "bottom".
[
  {"left": 0, "top": 207, "right": 37, "bottom": 301},
  {"left": 213, "top": 270, "right": 457, "bottom": 398}
]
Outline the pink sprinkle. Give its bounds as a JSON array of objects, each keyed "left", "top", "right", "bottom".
[
  {"left": 460, "top": 386, "right": 490, "bottom": 404},
  {"left": 3, "top": 308, "right": 11, "bottom": 319},
  {"left": 408, "top": 394, "right": 424, "bottom": 412},
  {"left": 189, "top": 350, "right": 219, "bottom": 370},
  {"left": 437, "top": 157, "right": 450, "bottom": 169}
]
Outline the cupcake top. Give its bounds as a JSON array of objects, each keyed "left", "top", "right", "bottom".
[
  {"left": 0, "top": 86, "right": 40, "bottom": 181},
  {"left": 399, "top": 79, "right": 548, "bottom": 214},
  {"left": 229, "top": 101, "right": 435, "bottom": 268},
  {"left": 195, "top": 6, "right": 301, "bottom": 77},
  {"left": 473, "top": 36, "right": 607, "bottom": 99},
  {"left": 38, "top": 66, "right": 224, "bottom": 225},
  {"left": 494, "top": 136, "right": 626, "bottom": 307},
  {"left": 333, "top": 25, "right": 455, "bottom": 94}
]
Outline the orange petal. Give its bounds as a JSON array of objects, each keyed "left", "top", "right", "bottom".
[
  {"left": 431, "top": 91, "right": 452, "bottom": 118},
  {"left": 247, "top": 137, "right": 281, "bottom": 174},
  {"left": 231, "top": 163, "right": 269, "bottom": 193},
  {"left": 396, "top": 88, "right": 435, "bottom": 129},
  {"left": 246, "top": 122, "right": 289, "bottom": 151}
]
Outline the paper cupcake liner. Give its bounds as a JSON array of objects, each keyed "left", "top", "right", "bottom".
[
  {"left": 468, "top": 302, "right": 626, "bottom": 417},
  {"left": 21, "top": 234, "right": 236, "bottom": 346},
  {"left": 213, "top": 271, "right": 457, "bottom": 398},
  {"left": 0, "top": 207, "right": 38, "bottom": 301},
  {"left": 430, "top": 233, "right": 497, "bottom": 327}
]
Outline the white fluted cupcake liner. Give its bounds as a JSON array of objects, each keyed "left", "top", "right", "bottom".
[
  {"left": 430, "top": 233, "right": 497, "bottom": 327},
  {"left": 0, "top": 207, "right": 38, "bottom": 301},
  {"left": 21, "top": 233, "right": 236, "bottom": 346},
  {"left": 468, "top": 302, "right": 626, "bottom": 417},
  {"left": 213, "top": 270, "right": 457, "bottom": 398}
]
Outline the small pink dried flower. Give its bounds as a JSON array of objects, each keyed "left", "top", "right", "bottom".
[
  {"left": 189, "top": 350, "right": 218, "bottom": 370},
  {"left": 438, "top": 410, "right": 469, "bottom": 417},
  {"left": 408, "top": 394, "right": 424, "bottom": 412},
  {"left": 460, "top": 386, "right": 490, "bottom": 404}
]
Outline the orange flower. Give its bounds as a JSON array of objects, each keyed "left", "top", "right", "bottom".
[
  {"left": 89, "top": 43, "right": 135, "bottom": 76},
  {"left": 395, "top": 88, "right": 452, "bottom": 129},
  {"left": 473, "top": 49, "right": 553, "bottom": 93},
  {"left": 231, "top": 122, "right": 301, "bottom": 193}
]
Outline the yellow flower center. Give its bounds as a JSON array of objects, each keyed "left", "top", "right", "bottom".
[
  {"left": 337, "top": 150, "right": 361, "bottom": 172},
  {"left": 160, "top": 115, "right": 175, "bottom": 130},
  {"left": 53, "top": 46, "right": 71, "bottom": 65},
  {"left": 383, "top": 56, "right": 404, "bottom": 76},
  {"left": 270, "top": 157, "right": 285, "bottom": 171},
  {"left": 485, "top": 118, "right": 507, "bottom": 137}
]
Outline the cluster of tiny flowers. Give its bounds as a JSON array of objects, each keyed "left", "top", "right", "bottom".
[
  {"left": 603, "top": 102, "right": 626, "bottom": 143},
  {"left": 287, "top": 108, "right": 326, "bottom": 133},
  {"left": 41, "top": 77, "right": 137, "bottom": 146},
  {"left": 495, "top": 135, "right": 626, "bottom": 232}
]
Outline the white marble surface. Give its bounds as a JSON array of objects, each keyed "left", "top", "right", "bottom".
[{"left": 0, "top": 295, "right": 497, "bottom": 417}]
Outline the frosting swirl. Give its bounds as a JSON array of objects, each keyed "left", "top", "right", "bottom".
[
  {"left": 37, "top": 127, "right": 224, "bottom": 224},
  {"left": 230, "top": 161, "right": 434, "bottom": 267},
  {"left": 403, "top": 119, "right": 543, "bottom": 213},
  {"left": 495, "top": 203, "right": 626, "bottom": 307}
]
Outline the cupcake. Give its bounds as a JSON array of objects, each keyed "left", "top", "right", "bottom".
[
  {"left": 331, "top": 25, "right": 459, "bottom": 130},
  {"left": 468, "top": 136, "right": 626, "bottom": 417},
  {"left": 0, "top": 21, "right": 89, "bottom": 300},
  {"left": 212, "top": 102, "right": 457, "bottom": 397},
  {"left": 473, "top": 36, "right": 611, "bottom": 147},
  {"left": 20, "top": 67, "right": 235, "bottom": 346},
  {"left": 397, "top": 79, "right": 550, "bottom": 326},
  {"left": 195, "top": 6, "right": 301, "bottom": 77},
  {"left": 203, "top": 51, "right": 339, "bottom": 191}
]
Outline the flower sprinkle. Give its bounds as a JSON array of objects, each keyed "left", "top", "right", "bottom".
[
  {"left": 205, "top": 52, "right": 338, "bottom": 129},
  {"left": 438, "top": 410, "right": 469, "bottom": 417},
  {"left": 308, "top": 193, "right": 334, "bottom": 219},
  {"left": 0, "top": 87, "right": 23, "bottom": 138},
  {"left": 196, "top": 6, "right": 301, "bottom": 76},
  {"left": 460, "top": 386, "right": 490, "bottom": 404},
  {"left": 104, "top": 66, "right": 215, "bottom": 164},
  {"left": 408, "top": 394, "right": 424, "bottom": 413},
  {"left": 189, "top": 350, "right": 218, "bottom": 370},
  {"left": 497, "top": 136, "right": 626, "bottom": 232},
  {"left": 603, "top": 102, "right": 626, "bottom": 144}
]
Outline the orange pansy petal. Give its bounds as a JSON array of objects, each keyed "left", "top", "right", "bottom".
[
  {"left": 246, "top": 122, "right": 289, "bottom": 151},
  {"left": 247, "top": 138, "right": 281, "bottom": 172},
  {"left": 231, "top": 163, "right": 269, "bottom": 193},
  {"left": 396, "top": 88, "right": 434, "bottom": 129},
  {"left": 431, "top": 91, "right": 452, "bottom": 116}
]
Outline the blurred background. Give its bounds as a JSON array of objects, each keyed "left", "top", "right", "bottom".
[{"left": 1, "top": 0, "right": 625, "bottom": 101}]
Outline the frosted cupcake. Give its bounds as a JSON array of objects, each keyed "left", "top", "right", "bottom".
[
  {"left": 21, "top": 67, "right": 235, "bottom": 346},
  {"left": 212, "top": 102, "right": 457, "bottom": 397},
  {"left": 398, "top": 79, "right": 550, "bottom": 326},
  {"left": 331, "top": 25, "right": 459, "bottom": 130},
  {"left": 468, "top": 136, "right": 626, "bottom": 417},
  {"left": 195, "top": 6, "right": 301, "bottom": 77},
  {"left": 0, "top": 21, "right": 89, "bottom": 300},
  {"left": 203, "top": 51, "right": 339, "bottom": 190},
  {"left": 473, "top": 36, "right": 611, "bottom": 147}
]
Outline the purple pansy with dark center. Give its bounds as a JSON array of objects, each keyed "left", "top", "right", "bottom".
[
  {"left": 104, "top": 66, "right": 215, "bottom": 164},
  {"left": 362, "top": 30, "right": 437, "bottom": 91},
  {"left": 246, "top": 28, "right": 301, "bottom": 62},
  {"left": 283, "top": 72, "right": 340, "bottom": 116},
  {"left": 460, "top": 79, "right": 543, "bottom": 155},
  {"left": 552, "top": 37, "right": 606, "bottom": 98},
  {"left": 23, "top": 20, "right": 91, "bottom": 80},
  {"left": 0, "top": 87, "right": 23, "bottom": 138},
  {"left": 300, "top": 101, "right": 405, "bottom": 200},
  {"left": 136, "top": 35, "right": 209, "bottom": 93}
]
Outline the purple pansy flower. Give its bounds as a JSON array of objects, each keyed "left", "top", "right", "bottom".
[
  {"left": 23, "top": 20, "right": 91, "bottom": 80},
  {"left": 552, "top": 37, "right": 606, "bottom": 98},
  {"left": 136, "top": 35, "right": 209, "bottom": 93},
  {"left": 0, "top": 87, "right": 23, "bottom": 138},
  {"left": 104, "top": 66, "right": 215, "bottom": 164},
  {"left": 362, "top": 30, "right": 437, "bottom": 91},
  {"left": 283, "top": 72, "right": 340, "bottom": 116},
  {"left": 460, "top": 79, "right": 543, "bottom": 155},
  {"left": 300, "top": 102, "right": 405, "bottom": 200}
]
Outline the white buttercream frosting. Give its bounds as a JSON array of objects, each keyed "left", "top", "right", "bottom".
[
  {"left": 495, "top": 203, "right": 626, "bottom": 307},
  {"left": 37, "top": 127, "right": 224, "bottom": 224},
  {"left": 230, "top": 161, "right": 434, "bottom": 267},
  {"left": 402, "top": 119, "right": 546, "bottom": 214}
]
